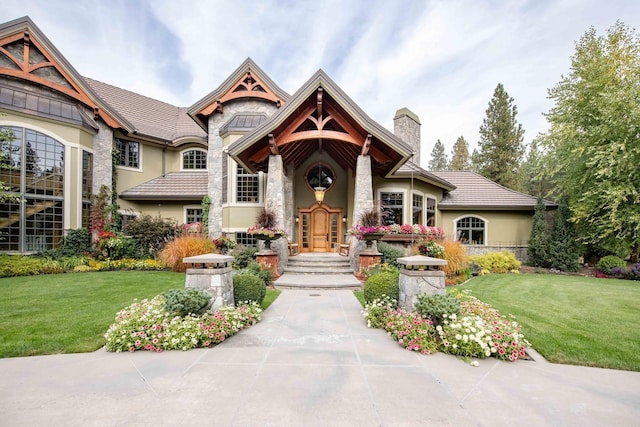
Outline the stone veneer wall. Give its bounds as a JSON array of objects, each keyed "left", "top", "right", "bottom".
[
  {"left": 206, "top": 100, "right": 278, "bottom": 237},
  {"left": 265, "top": 155, "right": 287, "bottom": 272},
  {"left": 92, "top": 120, "right": 113, "bottom": 194},
  {"left": 350, "top": 155, "right": 374, "bottom": 269},
  {"left": 465, "top": 245, "right": 529, "bottom": 263}
]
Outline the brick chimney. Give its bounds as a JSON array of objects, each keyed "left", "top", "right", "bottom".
[{"left": 393, "top": 107, "right": 421, "bottom": 165}]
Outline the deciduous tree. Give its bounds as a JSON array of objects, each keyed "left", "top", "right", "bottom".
[{"left": 544, "top": 21, "right": 640, "bottom": 261}]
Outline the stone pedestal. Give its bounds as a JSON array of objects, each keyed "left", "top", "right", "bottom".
[
  {"left": 396, "top": 255, "right": 448, "bottom": 311},
  {"left": 257, "top": 250, "right": 280, "bottom": 278},
  {"left": 356, "top": 250, "right": 381, "bottom": 281},
  {"left": 183, "top": 253, "right": 234, "bottom": 311}
]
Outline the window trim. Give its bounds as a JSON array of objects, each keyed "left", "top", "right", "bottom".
[
  {"left": 453, "top": 215, "right": 488, "bottom": 245},
  {"left": 180, "top": 148, "right": 208, "bottom": 171},
  {"left": 184, "top": 205, "right": 204, "bottom": 224},
  {"left": 378, "top": 188, "right": 406, "bottom": 225},
  {"left": 115, "top": 138, "right": 142, "bottom": 171},
  {"left": 425, "top": 195, "right": 437, "bottom": 227},
  {"left": 232, "top": 160, "right": 262, "bottom": 205}
]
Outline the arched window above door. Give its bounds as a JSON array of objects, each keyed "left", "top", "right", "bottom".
[{"left": 306, "top": 163, "right": 334, "bottom": 191}]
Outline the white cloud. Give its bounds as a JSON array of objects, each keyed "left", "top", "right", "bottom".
[{"left": 2, "top": 0, "right": 640, "bottom": 167}]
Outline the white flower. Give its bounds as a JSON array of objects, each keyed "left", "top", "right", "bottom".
[{"left": 470, "top": 361, "right": 480, "bottom": 367}]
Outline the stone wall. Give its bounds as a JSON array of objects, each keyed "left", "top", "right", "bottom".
[{"left": 92, "top": 120, "right": 113, "bottom": 194}]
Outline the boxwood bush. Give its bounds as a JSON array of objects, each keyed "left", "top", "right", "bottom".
[
  {"left": 597, "top": 255, "right": 626, "bottom": 275},
  {"left": 363, "top": 271, "right": 399, "bottom": 303},
  {"left": 233, "top": 273, "right": 266, "bottom": 305}
]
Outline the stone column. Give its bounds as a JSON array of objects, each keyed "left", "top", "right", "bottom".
[
  {"left": 350, "top": 155, "right": 374, "bottom": 269},
  {"left": 264, "top": 155, "right": 287, "bottom": 273},
  {"left": 92, "top": 121, "right": 113, "bottom": 194},
  {"left": 207, "top": 127, "right": 223, "bottom": 237},
  {"left": 396, "top": 255, "right": 447, "bottom": 311},
  {"left": 284, "top": 164, "right": 295, "bottom": 239},
  {"left": 183, "top": 253, "right": 235, "bottom": 311}
]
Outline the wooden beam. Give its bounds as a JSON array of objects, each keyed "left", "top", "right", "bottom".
[
  {"left": 269, "top": 134, "right": 279, "bottom": 155},
  {"left": 277, "top": 129, "right": 360, "bottom": 146},
  {"left": 361, "top": 134, "right": 371, "bottom": 156},
  {"left": 317, "top": 87, "right": 323, "bottom": 121}
]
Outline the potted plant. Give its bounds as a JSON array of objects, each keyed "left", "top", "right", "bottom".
[
  {"left": 247, "top": 207, "right": 287, "bottom": 249},
  {"left": 212, "top": 235, "right": 237, "bottom": 254},
  {"left": 348, "top": 203, "right": 389, "bottom": 249}
]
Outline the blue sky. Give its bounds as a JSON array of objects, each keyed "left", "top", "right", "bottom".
[{"left": 2, "top": 0, "right": 639, "bottom": 167}]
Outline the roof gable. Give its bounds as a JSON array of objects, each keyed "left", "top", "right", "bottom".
[
  {"left": 227, "top": 69, "right": 414, "bottom": 177},
  {"left": 0, "top": 16, "right": 127, "bottom": 130},
  {"left": 188, "top": 58, "right": 289, "bottom": 130}
]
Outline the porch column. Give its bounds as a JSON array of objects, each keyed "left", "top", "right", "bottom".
[
  {"left": 284, "top": 164, "right": 295, "bottom": 239},
  {"left": 350, "top": 155, "right": 374, "bottom": 268},
  {"left": 265, "top": 154, "right": 287, "bottom": 272},
  {"left": 207, "top": 128, "right": 223, "bottom": 237}
]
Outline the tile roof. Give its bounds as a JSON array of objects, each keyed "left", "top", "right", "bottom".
[
  {"left": 83, "top": 77, "right": 207, "bottom": 143},
  {"left": 221, "top": 113, "right": 268, "bottom": 134},
  {"left": 431, "top": 170, "right": 553, "bottom": 210},
  {"left": 119, "top": 171, "right": 207, "bottom": 200},
  {"left": 392, "top": 161, "right": 456, "bottom": 191}
]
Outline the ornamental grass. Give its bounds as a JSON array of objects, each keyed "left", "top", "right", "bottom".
[{"left": 158, "top": 236, "right": 215, "bottom": 272}]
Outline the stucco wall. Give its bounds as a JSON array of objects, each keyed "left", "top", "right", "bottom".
[{"left": 439, "top": 210, "right": 533, "bottom": 245}]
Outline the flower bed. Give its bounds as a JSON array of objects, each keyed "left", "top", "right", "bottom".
[
  {"left": 362, "top": 289, "right": 529, "bottom": 364},
  {"left": 104, "top": 296, "right": 262, "bottom": 352}
]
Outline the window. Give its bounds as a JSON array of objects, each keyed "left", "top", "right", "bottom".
[
  {"left": 306, "top": 164, "right": 334, "bottom": 190},
  {"left": 186, "top": 208, "right": 203, "bottom": 224},
  {"left": 381, "top": 192, "right": 403, "bottom": 225},
  {"left": 235, "top": 232, "right": 257, "bottom": 247},
  {"left": 0, "top": 126, "right": 65, "bottom": 252},
  {"left": 426, "top": 197, "right": 436, "bottom": 226},
  {"left": 236, "top": 164, "right": 259, "bottom": 203},
  {"left": 115, "top": 138, "right": 139, "bottom": 168},
  {"left": 456, "top": 216, "right": 485, "bottom": 245},
  {"left": 182, "top": 150, "right": 207, "bottom": 169},
  {"left": 412, "top": 194, "right": 423, "bottom": 224},
  {"left": 81, "top": 151, "right": 93, "bottom": 229}
]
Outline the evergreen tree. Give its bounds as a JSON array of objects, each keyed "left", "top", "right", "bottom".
[
  {"left": 427, "top": 139, "right": 448, "bottom": 170},
  {"left": 527, "top": 197, "right": 550, "bottom": 267},
  {"left": 519, "top": 135, "right": 555, "bottom": 197},
  {"left": 449, "top": 136, "right": 470, "bottom": 170},
  {"left": 547, "top": 199, "right": 581, "bottom": 272},
  {"left": 475, "top": 83, "right": 525, "bottom": 188}
]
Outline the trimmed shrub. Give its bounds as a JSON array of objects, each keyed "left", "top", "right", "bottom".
[
  {"left": 363, "top": 271, "right": 399, "bottom": 303},
  {"left": 162, "top": 288, "right": 211, "bottom": 317},
  {"left": 231, "top": 245, "right": 258, "bottom": 270},
  {"left": 243, "top": 261, "right": 274, "bottom": 287},
  {"left": 414, "top": 293, "right": 461, "bottom": 326},
  {"left": 233, "top": 273, "right": 266, "bottom": 305},
  {"left": 0, "top": 256, "right": 43, "bottom": 277},
  {"left": 377, "top": 241, "right": 404, "bottom": 268},
  {"left": 597, "top": 255, "right": 626, "bottom": 275},
  {"left": 158, "top": 236, "right": 215, "bottom": 272},
  {"left": 470, "top": 251, "right": 521, "bottom": 273},
  {"left": 361, "top": 263, "right": 400, "bottom": 281}
]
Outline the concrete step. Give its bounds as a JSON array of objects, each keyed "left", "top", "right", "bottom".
[
  {"left": 274, "top": 273, "right": 362, "bottom": 289},
  {"left": 284, "top": 266, "right": 354, "bottom": 274}
]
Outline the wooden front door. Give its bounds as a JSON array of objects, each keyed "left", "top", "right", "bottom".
[{"left": 299, "top": 204, "right": 342, "bottom": 253}]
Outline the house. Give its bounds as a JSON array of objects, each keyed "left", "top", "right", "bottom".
[{"left": 0, "top": 16, "right": 548, "bottom": 262}]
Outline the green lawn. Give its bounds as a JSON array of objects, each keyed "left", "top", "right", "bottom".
[
  {"left": 0, "top": 271, "right": 281, "bottom": 358},
  {"left": 456, "top": 274, "right": 640, "bottom": 371}
]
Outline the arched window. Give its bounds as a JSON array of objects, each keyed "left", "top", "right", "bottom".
[
  {"left": 456, "top": 216, "right": 485, "bottom": 245},
  {"left": 0, "top": 126, "right": 65, "bottom": 252},
  {"left": 182, "top": 149, "right": 207, "bottom": 169}
]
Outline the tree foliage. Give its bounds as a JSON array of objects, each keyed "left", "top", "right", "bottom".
[
  {"left": 427, "top": 139, "right": 448, "bottom": 170},
  {"left": 449, "top": 136, "right": 470, "bottom": 170},
  {"left": 474, "top": 83, "right": 525, "bottom": 189},
  {"left": 527, "top": 197, "right": 549, "bottom": 267},
  {"left": 547, "top": 199, "right": 581, "bottom": 272},
  {"left": 543, "top": 21, "right": 640, "bottom": 261}
]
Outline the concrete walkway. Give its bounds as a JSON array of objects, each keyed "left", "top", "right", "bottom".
[{"left": 1, "top": 289, "right": 639, "bottom": 426}]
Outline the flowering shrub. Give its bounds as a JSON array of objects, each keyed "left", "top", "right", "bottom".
[
  {"left": 609, "top": 263, "right": 640, "bottom": 280},
  {"left": 212, "top": 236, "right": 237, "bottom": 254},
  {"left": 181, "top": 222, "right": 204, "bottom": 235},
  {"left": 384, "top": 309, "right": 438, "bottom": 354},
  {"left": 417, "top": 240, "right": 445, "bottom": 258},
  {"left": 362, "top": 296, "right": 397, "bottom": 329},
  {"left": 470, "top": 251, "right": 521, "bottom": 273},
  {"left": 104, "top": 296, "right": 262, "bottom": 352}
]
